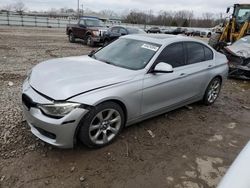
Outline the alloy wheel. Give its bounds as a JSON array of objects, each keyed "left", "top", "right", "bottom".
[
  {"left": 89, "top": 109, "right": 121, "bottom": 145},
  {"left": 207, "top": 79, "right": 221, "bottom": 103}
]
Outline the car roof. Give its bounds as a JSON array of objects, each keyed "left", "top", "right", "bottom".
[{"left": 122, "top": 34, "right": 206, "bottom": 45}]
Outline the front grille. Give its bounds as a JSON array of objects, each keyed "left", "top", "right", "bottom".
[
  {"left": 22, "top": 94, "right": 36, "bottom": 110},
  {"left": 35, "top": 126, "right": 56, "bottom": 139}
]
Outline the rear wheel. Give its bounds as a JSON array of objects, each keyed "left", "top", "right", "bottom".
[
  {"left": 203, "top": 77, "right": 222, "bottom": 105},
  {"left": 208, "top": 33, "right": 221, "bottom": 49},
  {"left": 78, "top": 102, "right": 125, "bottom": 148}
]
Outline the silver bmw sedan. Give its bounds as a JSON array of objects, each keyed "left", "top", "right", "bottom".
[{"left": 22, "top": 34, "right": 228, "bottom": 148}]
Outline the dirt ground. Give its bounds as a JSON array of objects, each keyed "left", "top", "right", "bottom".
[{"left": 0, "top": 26, "right": 250, "bottom": 188}]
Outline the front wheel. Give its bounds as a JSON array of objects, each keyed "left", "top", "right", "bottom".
[
  {"left": 78, "top": 102, "right": 125, "bottom": 148},
  {"left": 203, "top": 77, "right": 222, "bottom": 105},
  {"left": 69, "top": 32, "right": 75, "bottom": 43},
  {"left": 86, "top": 35, "right": 95, "bottom": 47}
]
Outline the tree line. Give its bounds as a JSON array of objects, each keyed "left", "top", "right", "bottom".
[
  {"left": 1, "top": 1, "right": 224, "bottom": 28},
  {"left": 123, "top": 10, "right": 224, "bottom": 28}
]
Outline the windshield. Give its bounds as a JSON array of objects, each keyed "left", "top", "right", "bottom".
[
  {"left": 85, "top": 19, "right": 104, "bottom": 27},
  {"left": 236, "top": 8, "right": 250, "bottom": 22},
  {"left": 93, "top": 38, "right": 161, "bottom": 70},
  {"left": 127, "top": 28, "right": 146, "bottom": 34}
]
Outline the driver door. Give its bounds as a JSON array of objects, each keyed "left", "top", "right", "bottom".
[
  {"left": 142, "top": 42, "right": 195, "bottom": 115},
  {"left": 75, "top": 19, "right": 86, "bottom": 39}
]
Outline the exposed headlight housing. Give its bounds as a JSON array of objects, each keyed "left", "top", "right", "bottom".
[
  {"left": 38, "top": 102, "right": 81, "bottom": 118},
  {"left": 26, "top": 70, "right": 32, "bottom": 82},
  {"left": 92, "top": 30, "right": 100, "bottom": 36}
]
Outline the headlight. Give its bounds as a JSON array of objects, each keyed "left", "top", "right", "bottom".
[
  {"left": 38, "top": 102, "right": 81, "bottom": 118},
  {"left": 92, "top": 31, "right": 100, "bottom": 36}
]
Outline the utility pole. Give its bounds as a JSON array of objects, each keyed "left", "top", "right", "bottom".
[
  {"left": 77, "top": 0, "right": 80, "bottom": 18},
  {"left": 81, "top": 4, "right": 84, "bottom": 16}
]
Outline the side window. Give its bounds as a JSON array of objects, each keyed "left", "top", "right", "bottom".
[
  {"left": 111, "top": 27, "right": 119, "bottom": 33},
  {"left": 155, "top": 43, "right": 185, "bottom": 68},
  {"left": 204, "top": 46, "right": 213, "bottom": 61},
  {"left": 79, "top": 19, "right": 85, "bottom": 25},
  {"left": 186, "top": 42, "right": 205, "bottom": 64},
  {"left": 119, "top": 28, "right": 127, "bottom": 35}
]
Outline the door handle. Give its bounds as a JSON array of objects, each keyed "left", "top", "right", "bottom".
[
  {"left": 179, "top": 73, "right": 186, "bottom": 77},
  {"left": 208, "top": 65, "right": 213, "bottom": 68}
]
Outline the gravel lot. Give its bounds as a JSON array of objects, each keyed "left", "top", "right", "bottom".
[{"left": 0, "top": 26, "right": 250, "bottom": 188}]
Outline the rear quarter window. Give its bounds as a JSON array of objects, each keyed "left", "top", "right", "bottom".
[
  {"left": 204, "top": 46, "right": 213, "bottom": 61},
  {"left": 186, "top": 42, "right": 213, "bottom": 64}
]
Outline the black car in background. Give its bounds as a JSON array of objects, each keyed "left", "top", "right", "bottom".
[
  {"left": 103, "top": 26, "right": 146, "bottom": 46},
  {"left": 172, "top": 27, "right": 186, "bottom": 35},
  {"left": 147, "top": 27, "right": 161, "bottom": 33}
]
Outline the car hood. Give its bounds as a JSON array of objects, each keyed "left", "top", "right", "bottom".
[{"left": 29, "top": 55, "right": 136, "bottom": 100}]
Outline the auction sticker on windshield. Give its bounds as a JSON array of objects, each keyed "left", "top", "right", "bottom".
[{"left": 141, "top": 44, "right": 159, "bottom": 51}]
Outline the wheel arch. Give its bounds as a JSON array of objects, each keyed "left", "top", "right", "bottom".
[
  {"left": 206, "top": 75, "right": 223, "bottom": 88},
  {"left": 97, "top": 99, "right": 128, "bottom": 124},
  {"left": 68, "top": 29, "right": 72, "bottom": 35},
  {"left": 73, "top": 98, "right": 128, "bottom": 146}
]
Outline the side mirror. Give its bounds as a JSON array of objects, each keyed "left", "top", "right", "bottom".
[
  {"left": 88, "top": 49, "right": 96, "bottom": 56},
  {"left": 226, "top": 7, "right": 230, "bottom": 13},
  {"left": 153, "top": 62, "right": 173, "bottom": 73}
]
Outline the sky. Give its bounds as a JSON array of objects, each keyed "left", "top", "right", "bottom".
[{"left": 0, "top": 0, "right": 248, "bottom": 17}]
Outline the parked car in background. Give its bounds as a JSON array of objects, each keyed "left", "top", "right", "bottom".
[
  {"left": 172, "top": 27, "right": 186, "bottom": 35},
  {"left": 147, "top": 26, "right": 161, "bottom": 33},
  {"left": 22, "top": 34, "right": 228, "bottom": 149},
  {"left": 193, "top": 30, "right": 201, "bottom": 37},
  {"left": 161, "top": 28, "right": 174, "bottom": 34},
  {"left": 222, "top": 36, "right": 250, "bottom": 79},
  {"left": 185, "top": 29, "right": 195, "bottom": 36},
  {"left": 200, "top": 30, "right": 212, "bottom": 38},
  {"left": 103, "top": 26, "right": 146, "bottom": 46},
  {"left": 66, "top": 16, "right": 107, "bottom": 47}
]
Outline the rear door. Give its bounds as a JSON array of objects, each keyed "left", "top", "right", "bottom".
[{"left": 183, "top": 42, "right": 215, "bottom": 96}]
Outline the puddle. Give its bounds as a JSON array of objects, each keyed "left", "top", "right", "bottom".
[
  {"left": 234, "top": 80, "right": 250, "bottom": 90},
  {"left": 226, "top": 122, "right": 237, "bottom": 129},
  {"left": 196, "top": 157, "right": 226, "bottom": 187},
  {"left": 209, "top": 135, "right": 223, "bottom": 142}
]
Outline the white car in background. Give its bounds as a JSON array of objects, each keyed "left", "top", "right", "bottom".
[{"left": 200, "top": 29, "right": 213, "bottom": 38}]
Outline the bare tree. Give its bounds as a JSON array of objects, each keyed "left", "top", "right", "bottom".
[
  {"left": 99, "top": 9, "right": 117, "bottom": 18},
  {"left": 13, "top": 0, "right": 26, "bottom": 14},
  {"left": 2, "top": 4, "right": 13, "bottom": 12}
]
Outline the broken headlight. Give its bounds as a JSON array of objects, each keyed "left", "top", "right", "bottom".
[{"left": 38, "top": 102, "right": 81, "bottom": 118}]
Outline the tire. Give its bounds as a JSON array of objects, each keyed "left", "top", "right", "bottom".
[
  {"left": 86, "top": 35, "right": 95, "bottom": 47},
  {"left": 208, "top": 33, "right": 221, "bottom": 49},
  {"left": 203, "top": 77, "right": 222, "bottom": 105},
  {"left": 78, "top": 102, "right": 125, "bottom": 148},
  {"left": 207, "top": 32, "right": 211, "bottom": 38},
  {"left": 69, "top": 32, "right": 75, "bottom": 43},
  {"left": 103, "top": 39, "right": 109, "bottom": 47}
]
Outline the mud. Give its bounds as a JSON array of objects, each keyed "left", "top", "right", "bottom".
[{"left": 0, "top": 26, "right": 250, "bottom": 188}]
